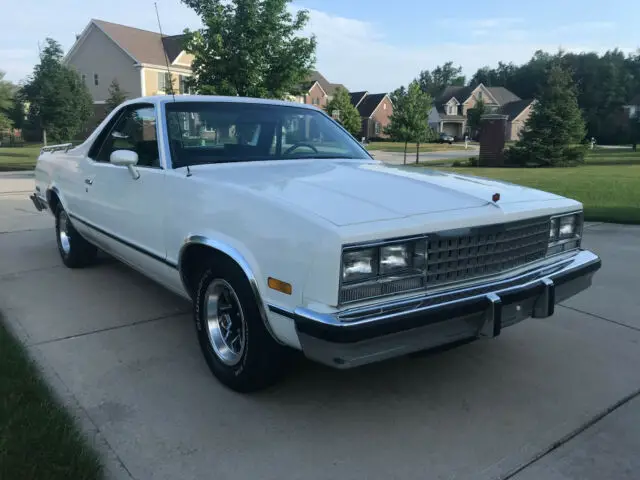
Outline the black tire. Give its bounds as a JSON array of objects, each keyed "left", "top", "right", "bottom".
[
  {"left": 55, "top": 205, "right": 97, "bottom": 268},
  {"left": 194, "top": 256, "right": 290, "bottom": 392}
]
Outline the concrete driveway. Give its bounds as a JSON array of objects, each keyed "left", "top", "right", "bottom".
[{"left": 1, "top": 171, "right": 639, "bottom": 480}]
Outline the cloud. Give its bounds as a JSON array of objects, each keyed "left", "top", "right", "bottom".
[{"left": 436, "top": 17, "right": 524, "bottom": 28}]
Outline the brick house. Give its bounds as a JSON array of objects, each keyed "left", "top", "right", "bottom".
[
  {"left": 293, "top": 71, "right": 346, "bottom": 108},
  {"left": 350, "top": 92, "right": 393, "bottom": 141},
  {"left": 429, "top": 84, "right": 533, "bottom": 141}
]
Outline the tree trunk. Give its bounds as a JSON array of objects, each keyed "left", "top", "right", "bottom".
[
  {"left": 43, "top": 128, "right": 47, "bottom": 147},
  {"left": 403, "top": 141, "right": 408, "bottom": 164},
  {"left": 415, "top": 142, "right": 420, "bottom": 164}
]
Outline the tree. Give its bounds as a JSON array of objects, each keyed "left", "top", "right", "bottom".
[
  {"left": 0, "top": 71, "right": 14, "bottom": 132},
  {"left": 325, "top": 86, "right": 361, "bottom": 137},
  {"left": 181, "top": 0, "right": 316, "bottom": 99},
  {"left": 509, "top": 63, "right": 586, "bottom": 166},
  {"left": 630, "top": 111, "right": 640, "bottom": 151},
  {"left": 417, "top": 62, "right": 465, "bottom": 97},
  {"left": 22, "top": 38, "right": 92, "bottom": 144},
  {"left": 385, "top": 86, "right": 411, "bottom": 162},
  {"left": 385, "top": 81, "right": 433, "bottom": 164},
  {"left": 466, "top": 98, "right": 485, "bottom": 138},
  {"left": 106, "top": 79, "right": 128, "bottom": 114}
]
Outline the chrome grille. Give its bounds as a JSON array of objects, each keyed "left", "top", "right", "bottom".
[{"left": 425, "top": 217, "right": 550, "bottom": 288}]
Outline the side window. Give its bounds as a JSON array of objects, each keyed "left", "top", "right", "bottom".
[{"left": 95, "top": 105, "right": 160, "bottom": 168}]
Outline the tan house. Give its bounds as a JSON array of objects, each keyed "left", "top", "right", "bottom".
[
  {"left": 64, "top": 19, "right": 194, "bottom": 109},
  {"left": 429, "top": 84, "right": 532, "bottom": 141}
]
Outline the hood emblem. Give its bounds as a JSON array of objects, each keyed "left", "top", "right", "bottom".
[{"left": 492, "top": 193, "right": 501, "bottom": 203}]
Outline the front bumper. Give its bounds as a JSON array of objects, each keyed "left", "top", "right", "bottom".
[{"left": 274, "top": 250, "right": 601, "bottom": 369}]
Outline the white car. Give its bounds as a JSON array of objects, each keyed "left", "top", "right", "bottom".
[{"left": 30, "top": 95, "right": 601, "bottom": 392}]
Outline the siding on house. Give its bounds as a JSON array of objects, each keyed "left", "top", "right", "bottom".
[
  {"left": 304, "top": 82, "right": 327, "bottom": 107},
  {"left": 143, "top": 69, "right": 191, "bottom": 96},
  {"left": 65, "top": 24, "right": 142, "bottom": 102},
  {"left": 370, "top": 95, "right": 393, "bottom": 137},
  {"left": 507, "top": 103, "right": 533, "bottom": 141}
]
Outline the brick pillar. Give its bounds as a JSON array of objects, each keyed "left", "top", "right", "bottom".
[{"left": 478, "top": 114, "right": 508, "bottom": 167}]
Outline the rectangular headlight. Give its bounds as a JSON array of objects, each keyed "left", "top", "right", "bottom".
[
  {"left": 547, "top": 212, "right": 582, "bottom": 256},
  {"left": 559, "top": 215, "right": 577, "bottom": 239},
  {"left": 342, "top": 248, "right": 378, "bottom": 283},
  {"left": 340, "top": 238, "right": 427, "bottom": 302},
  {"left": 380, "top": 244, "right": 410, "bottom": 274}
]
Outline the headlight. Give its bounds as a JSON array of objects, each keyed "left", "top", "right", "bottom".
[
  {"left": 547, "top": 212, "right": 582, "bottom": 256},
  {"left": 342, "top": 248, "right": 378, "bottom": 283},
  {"left": 340, "top": 238, "right": 427, "bottom": 303},
  {"left": 380, "top": 244, "right": 410, "bottom": 274}
]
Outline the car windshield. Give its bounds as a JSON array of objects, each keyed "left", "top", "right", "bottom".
[{"left": 164, "top": 101, "right": 371, "bottom": 168}]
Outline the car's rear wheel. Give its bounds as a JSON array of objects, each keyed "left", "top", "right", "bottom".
[
  {"left": 194, "top": 256, "right": 290, "bottom": 392},
  {"left": 55, "top": 206, "right": 97, "bottom": 268}
]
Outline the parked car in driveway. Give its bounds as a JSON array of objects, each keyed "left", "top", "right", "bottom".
[
  {"left": 437, "top": 132, "right": 455, "bottom": 144},
  {"left": 30, "top": 95, "right": 601, "bottom": 392}
]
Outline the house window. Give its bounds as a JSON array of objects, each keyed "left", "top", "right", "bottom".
[
  {"left": 448, "top": 104, "right": 456, "bottom": 115},
  {"left": 374, "top": 122, "right": 381, "bottom": 135},
  {"left": 383, "top": 103, "right": 387, "bottom": 110},
  {"left": 178, "top": 75, "right": 192, "bottom": 95},
  {"left": 477, "top": 91, "right": 483, "bottom": 100},
  {"left": 158, "top": 72, "right": 172, "bottom": 93},
  {"left": 93, "top": 73, "right": 99, "bottom": 86},
  {"left": 81, "top": 74, "right": 86, "bottom": 84}
]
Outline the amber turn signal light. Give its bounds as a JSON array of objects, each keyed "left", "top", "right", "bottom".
[{"left": 268, "top": 277, "right": 292, "bottom": 295}]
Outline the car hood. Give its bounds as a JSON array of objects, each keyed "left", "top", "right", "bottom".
[{"left": 191, "top": 160, "right": 563, "bottom": 226}]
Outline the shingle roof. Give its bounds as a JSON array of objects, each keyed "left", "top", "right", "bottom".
[
  {"left": 350, "top": 91, "right": 368, "bottom": 107},
  {"left": 306, "top": 71, "right": 345, "bottom": 96},
  {"left": 487, "top": 87, "right": 521, "bottom": 105},
  {"left": 628, "top": 94, "right": 640, "bottom": 105},
  {"left": 92, "top": 19, "right": 187, "bottom": 66},
  {"left": 356, "top": 93, "right": 387, "bottom": 117},
  {"left": 499, "top": 99, "right": 532, "bottom": 120}
]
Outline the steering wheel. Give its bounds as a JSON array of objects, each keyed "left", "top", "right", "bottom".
[{"left": 284, "top": 142, "right": 319, "bottom": 156}]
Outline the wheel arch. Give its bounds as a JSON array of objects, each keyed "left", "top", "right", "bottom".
[
  {"left": 46, "top": 185, "right": 62, "bottom": 215},
  {"left": 178, "top": 236, "right": 282, "bottom": 344}
]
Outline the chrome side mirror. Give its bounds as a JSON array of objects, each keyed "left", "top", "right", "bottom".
[{"left": 110, "top": 150, "right": 140, "bottom": 180}]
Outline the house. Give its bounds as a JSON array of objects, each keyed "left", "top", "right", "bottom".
[
  {"left": 64, "top": 19, "right": 194, "bottom": 116},
  {"left": 624, "top": 94, "right": 640, "bottom": 119},
  {"left": 293, "top": 71, "right": 346, "bottom": 108},
  {"left": 429, "top": 84, "right": 532, "bottom": 141},
  {"left": 350, "top": 91, "right": 393, "bottom": 141}
]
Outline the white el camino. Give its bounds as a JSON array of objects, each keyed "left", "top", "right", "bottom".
[{"left": 31, "top": 95, "right": 601, "bottom": 392}]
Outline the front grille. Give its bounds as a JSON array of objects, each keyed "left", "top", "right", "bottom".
[{"left": 425, "top": 217, "right": 550, "bottom": 288}]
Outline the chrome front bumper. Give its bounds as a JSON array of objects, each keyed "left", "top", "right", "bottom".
[{"left": 271, "top": 250, "right": 601, "bottom": 369}]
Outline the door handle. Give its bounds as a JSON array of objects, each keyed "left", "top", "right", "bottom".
[{"left": 85, "top": 177, "right": 94, "bottom": 185}]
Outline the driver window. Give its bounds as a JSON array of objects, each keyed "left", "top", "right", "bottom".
[{"left": 96, "top": 105, "right": 160, "bottom": 168}]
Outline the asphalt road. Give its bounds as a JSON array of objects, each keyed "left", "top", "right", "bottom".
[
  {"left": 371, "top": 148, "right": 478, "bottom": 165},
  {"left": 1, "top": 171, "right": 639, "bottom": 480}
]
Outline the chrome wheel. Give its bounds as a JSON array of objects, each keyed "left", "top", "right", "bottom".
[
  {"left": 204, "top": 279, "right": 247, "bottom": 366},
  {"left": 58, "top": 211, "right": 71, "bottom": 255}
]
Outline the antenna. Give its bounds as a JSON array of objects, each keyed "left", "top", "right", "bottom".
[
  {"left": 155, "top": 1, "right": 191, "bottom": 176},
  {"left": 155, "top": 2, "right": 177, "bottom": 103}
]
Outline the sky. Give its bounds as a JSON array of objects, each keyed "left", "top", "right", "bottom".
[{"left": 1, "top": 0, "right": 639, "bottom": 92}]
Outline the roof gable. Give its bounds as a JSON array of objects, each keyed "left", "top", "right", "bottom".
[
  {"left": 307, "top": 71, "right": 344, "bottom": 96},
  {"left": 89, "top": 19, "right": 188, "bottom": 67},
  {"left": 350, "top": 91, "right": 368, "bottom": 108},
  {"left": 499, "top": 99, "right": 533, "bottom": 120},
  {"left": 357, "top": 93, "right": 388, "bottom": 117}
]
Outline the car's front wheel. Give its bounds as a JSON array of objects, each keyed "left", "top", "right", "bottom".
[
  {"left": 55, "top": 206, "right": 97, "bottom": 268},
  {"left": 194, "top": 257, "right": 290, "bottom": 392}
]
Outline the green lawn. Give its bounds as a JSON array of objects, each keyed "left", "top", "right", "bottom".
[
  {"left": 432, "top": 158, "right": 640, "bottom": 224},
  {"left": 0, "top": 316, "right": 103, "bottom": 479},
  {"left": 0, "top": 145, "right": 42, "bottom": 171},
  {"left": 366, "top": 141, "right": 476, "bottom": 153}
]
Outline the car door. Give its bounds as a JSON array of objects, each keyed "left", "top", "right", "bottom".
[{"left": 76, "top": 103, "right": 168, "bottom": 272}]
